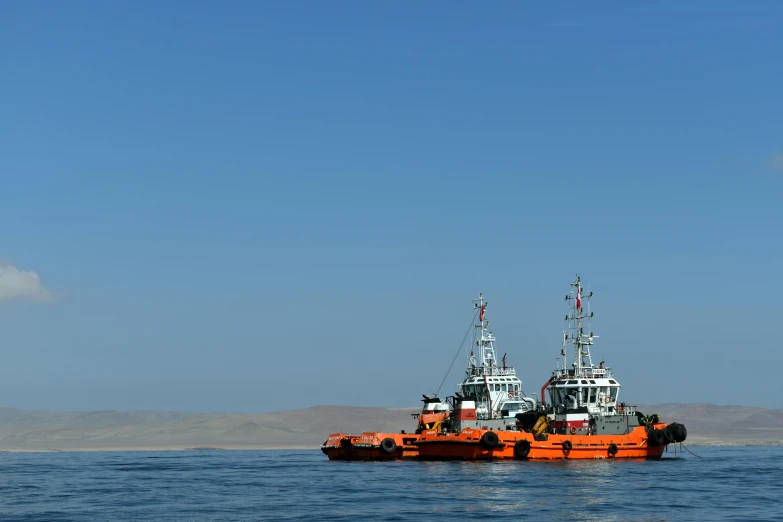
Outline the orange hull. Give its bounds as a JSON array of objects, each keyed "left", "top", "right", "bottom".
[
  {"left": 320, "top": 432, "right": 362, "bottom": 460},
  {"left": 321, "top": 432, "right": 420, "bottom": 460},
  {"left": 415, "top": 424, "right": 668, "bottom": 460}
]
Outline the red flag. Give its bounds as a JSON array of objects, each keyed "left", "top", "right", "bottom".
[
  {"left": 576, "top": 287, "right": 581, "bottom": 309},
  {"left": 479, "top": 305, "right": 486, "bottom": 321}
]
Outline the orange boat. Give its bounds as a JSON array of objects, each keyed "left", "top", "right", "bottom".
[
  {"left": 321, "top": 399, "right": 450, "bottom": 460},
  {"left": 322, "top": 292, "right": 533, "bottom": 460},
  {"left": 415, "top": 421, "right": 687, "bottom": 460},
  {"left": 415, "top": 275, "right": 687, "bottom": 460},
  {"left": 323, "top": 279, "right": 687, "bottom": 461}
]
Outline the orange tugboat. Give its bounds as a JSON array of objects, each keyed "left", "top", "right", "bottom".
[
  {"left": 322, "top": 278, "right": 686, "bottom": 461},
  {"left": 320, "top": 401, "right": 449, "bottom": 460},
  {"left": 322, "top": 292, "right": 541, "bottom": 460},
  {"left": 415, "top": 276, "right": 686, "bottom": 460}
]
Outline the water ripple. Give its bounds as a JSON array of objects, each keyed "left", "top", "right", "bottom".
[{"left": 0, "top": 447, "right": 782, "bottom": 520}]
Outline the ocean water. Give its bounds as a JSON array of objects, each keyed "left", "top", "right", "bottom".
[{"left": 1, "top": 447, "right": 781, "bottom": 521}]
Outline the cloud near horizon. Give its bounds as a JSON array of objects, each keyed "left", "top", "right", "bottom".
[{"left": 0, "top": 263, "right": 53, "bottom": 302}]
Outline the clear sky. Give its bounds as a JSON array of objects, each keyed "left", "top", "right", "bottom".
[{"left": 2, "top": 1, "right": 781, "bottom": 412}]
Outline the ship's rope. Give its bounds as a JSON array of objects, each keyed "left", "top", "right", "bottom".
[
  {"left": 680, "top": 443, "right": 702, "bottom": 458},
  {"left": 434, "top": 308, "right": 479, "bottom": 397}
]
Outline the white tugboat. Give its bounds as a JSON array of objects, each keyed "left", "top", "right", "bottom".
[
  {"left": 525, "top": 275, "right": 646, "bottom": 436},
  {"left": 435, "top": 293, "right": 537, "bottom": 432}
]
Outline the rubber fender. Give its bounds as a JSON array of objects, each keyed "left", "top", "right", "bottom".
[
  {"left": 514, "top": 440, "right": 531, "bottom": 459},
  {"left": 677, "top": 423, "right": 687, "bottom": 443},
  {"left": 608, "top": 443, "right": 618, "bottom": 455},
  {"left": 670, "top": 422, "right": 687, "bottom": 443},
  {"left": 649, "top": 429, "right": 666, "bottom": 446},
  {"left": 380, "top": 437, "right": 397, "bottom": 454},
  {"left": 663, "top": 425, "right": 676, "bottom": 444},
  {"left": 562, "top": 440, "right": 573, "bottom": 451},
  {"left": 480, "top": 431, "right": 500, "bottom": 449}
]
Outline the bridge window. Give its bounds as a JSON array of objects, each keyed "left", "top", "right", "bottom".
[{"left": 588, "top": 387, "right": 596, "bottom": 403}]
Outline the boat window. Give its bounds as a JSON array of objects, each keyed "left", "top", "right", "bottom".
[
  {"left": 589, "top": 380, "right": 596, "bottom": 384},
  {"left": 565, "top": 388, "right": 578, "bottom": 408},
  {"left": 581, "top": 380, "right": 587, "bottom": 384},
  {"left": 610, "top": 387, "right": 619, "bottom": 402},
  {"left": 609, "top": 380, "right": 617, "bottom": 384},
  {"left": 588, "top": 387, "right": 596, "bottom": 403},
  {"left": 581, "top": 387, "right": 588, "bottom": 404},
  {"left": 567, "top": 380, "right": 578, "bottom": 385}
]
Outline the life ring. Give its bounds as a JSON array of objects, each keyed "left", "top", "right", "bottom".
[
  {"left": 570, "top": 427, "right": 577, "bottom": 435},
  {"left": 604, "top": 396, "right": 611, "bottom": 404}
]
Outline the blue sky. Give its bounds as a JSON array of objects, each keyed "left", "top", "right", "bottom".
[{"left": 1, "top": 1, "right": 781, "bottom": 412}]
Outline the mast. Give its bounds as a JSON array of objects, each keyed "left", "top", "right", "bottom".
[
  {"left": 564, "top": 275, "right": 598, "bottom": 377},
  {"left": 472, "top": 292, "right": 497, "bottom": 375}
]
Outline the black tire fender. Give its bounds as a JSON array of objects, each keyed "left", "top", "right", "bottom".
[
  {"left": 608, "top": 443, "right": 618, "bottom": 455},
  {"left": 649, "top": 429, "right": 666, "bottom": 446},
  {"left": 380, "top": 437, "right": 397, "bottom": 454},
  {"left": 562, "top": 440, "right": 573, "bottom": 451},
  {"left": 514, "top": 439, "right": 531, "bottom": 459},
  {"left": 671, "top": 422, "right": 687, "bottom": 443},
  {"left": 480, "top": 431, "right": 500, "bottom": 449}
]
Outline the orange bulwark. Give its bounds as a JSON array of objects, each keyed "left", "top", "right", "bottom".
[
  {"left": 320, "top": 432, "right": 361, "bottom": 460},
  {"left": 321, "top": 432, "right": 420, "bottom": 460},
  {"left": 415, "top": 424, "right": 676, "bottom": 460}
]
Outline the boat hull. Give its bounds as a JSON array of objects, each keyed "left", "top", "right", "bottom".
[
  {"left": 415, "top": 425, "right": 668, "bottom": 460},
  {"left": 321, "top": 432, "right": 420, "bottom": 460}
]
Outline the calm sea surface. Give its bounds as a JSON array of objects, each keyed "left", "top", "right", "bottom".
[{"left": 1, "top": 446, "right": 781, "bottom": 521}]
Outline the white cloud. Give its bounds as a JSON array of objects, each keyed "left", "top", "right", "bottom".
[{"left": 0, "top": 263, "right": 53, "bottom": 302}]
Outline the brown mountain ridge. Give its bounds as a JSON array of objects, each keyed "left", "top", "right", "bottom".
[{"left": 0, "top": 403, "right": 780, "bottom": 451}]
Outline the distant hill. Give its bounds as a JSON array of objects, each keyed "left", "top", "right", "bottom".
[{"left": 0, "top": 404, "right": 780, "bottom": 451}]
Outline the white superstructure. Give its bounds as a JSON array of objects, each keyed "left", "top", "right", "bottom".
[
  {"left": 542, "top": 275, "right": 639, "bottom": 435},
  {"left": 457, "top": 293, "right": 535, "bottom": 421}
]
